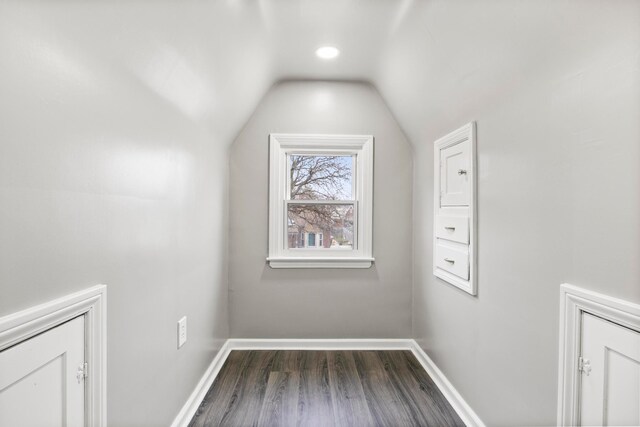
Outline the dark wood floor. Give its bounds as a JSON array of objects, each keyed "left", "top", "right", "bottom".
[{"left": 189, "top": 350, "right": 465, "bottom": 427}]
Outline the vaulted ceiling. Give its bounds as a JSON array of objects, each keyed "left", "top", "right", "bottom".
[
  {"left": 1, "top": 0, "right": 418, "bottom": 147},
  {"left": 1, "top": 0, "right": 635, "bottom": 147}
]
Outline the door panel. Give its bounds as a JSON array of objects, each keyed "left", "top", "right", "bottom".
[
  {"left": 580, "top": 313, "right": 640, "bottom": 426},
  {"left": 440, "top": 140, "right": 470, "bottom": 206},
  {"left": 0, "top": 316, "right": 85, "bottom": 427},
  {"left": 605, "top": 349, "right": 640, "bottom": 425}
]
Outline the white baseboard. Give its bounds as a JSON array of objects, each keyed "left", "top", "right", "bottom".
[
  {"left": 171, "top": 341, "right": 232, "bottom": 427},
  {"left": 171, "top": 338, "right": 484, "bottom": 427},
  {"left": 226, "top": 338, "right": 414, "bottom": 350},
  {"left": 409, "top": 341, "right": 486, "bottom": 427}
]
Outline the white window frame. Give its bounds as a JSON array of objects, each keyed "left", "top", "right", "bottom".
[{"left": 267, "top": 134, "right": 374, "bottom": 269}]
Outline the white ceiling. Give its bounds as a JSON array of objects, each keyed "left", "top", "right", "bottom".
[
  {"left": 0, "top": 0, "right": 417, "bottom": 144},
  {"left": 261, "top": 0, "right": 414, "bottom": 81},
  {"left": 1, "top": 0, "right": 637, "bottom": 147}
]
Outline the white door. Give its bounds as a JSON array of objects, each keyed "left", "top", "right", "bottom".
[
  {"left": 439, "top": 140, "right": 471, "bottom": 206},
  {"left": 0, "top": 316, "right": 85, "bottom": 427},
  {"left": 580, "top": 313, "right": 640, "bottom": 426}
]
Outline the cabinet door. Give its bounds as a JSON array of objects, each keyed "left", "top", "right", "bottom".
[
  {"left": 580, "top": 313, "right": 640, "bottom": 426},
  {"left": 0, "top": 316, "right": 85, "bottom": 427},
  {"left": 440, "top": 140, "right": 471, "bottom": 206}
]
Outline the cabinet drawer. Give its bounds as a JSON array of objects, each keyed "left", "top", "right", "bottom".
[
  {"left": 435, "top": 216, "right": 469, "bottom": 244},
  {"left": 435, "top": 241, "right": 469, "bottom": 280}
]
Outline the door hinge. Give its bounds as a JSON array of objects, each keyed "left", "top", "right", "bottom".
[
  {"left": 578, "top": 357, "right": 591, "bottom": 376},
  {"left": 76, "top": 362, "right": 88, "bottom": 383}
]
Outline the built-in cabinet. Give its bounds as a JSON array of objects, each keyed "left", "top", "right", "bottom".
[{"left": 433, "top": 122, "right": 476, "bottom": 295}]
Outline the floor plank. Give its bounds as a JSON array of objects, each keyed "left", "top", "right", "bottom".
[
  {"left": 188, "top": 351, "right": 251, "bottom": 427},
  {"left": 352, "top": 351, "right": 417, "bottom": 426},
  {"left": 217, "top": 351, "right": 277, "bottom": 426},
  {"left": 296, "top": 351, "right": 335, "bottom": 427},
  {"left": 189, "top": 350, "right": 464, "bottom": 427},
  {"left": 256, "top": 371, "right": 300, "bottom": 427},
  {"left": 389, "top": 351, "right": 465, "bottom": 426},
  {"left": 326, "top": 351, "right": 374, "bottom": 427}
]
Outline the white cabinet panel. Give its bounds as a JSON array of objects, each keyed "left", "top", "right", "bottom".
[
  {"left": 440, "top": 140, "right": 471, "bottom": 207},
  {"left": 435, "top": 215, "right": 469, "bottom": 244},
  {"left": 0, "top": 316, "right": 85, "bottom": 427},
  {"left": 606, "top": 350, "right": 640, "bottom": 425},
  {"left": 435, "top": 241, "right": 469, "bottom": 280},
  {"left": 580, "top": 313, "right": 640, "bottom": 427}
]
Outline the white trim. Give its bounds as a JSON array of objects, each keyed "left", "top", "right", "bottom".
[
  {"left": 0, "top": 285, "right": 107, "bottom": 427},
  {"left": 410, "top": 341, "right": 486, "bottom": 427},
  {"left": 266, "top": 257, "right": 373, "bottom": 269},
  {"left": 173, "top": 338, "right": 483, "bottom": 427},
  {"left": 268, "top": 133, "right": 374, "bottom": 268},
  {"left": 226, "top": 338, "right": 413, "bottom": 350},
  {"left": 433, "top": 122, "right": 477, "bottom": 295},
  {"left": 557, "top": 283, "right": 640, "bottom": 426},
  {"left": 170, "top": 341, "right": 232, "bottom": 427}
]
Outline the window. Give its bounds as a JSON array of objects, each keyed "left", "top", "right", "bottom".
[{"left": 268, "top": 134, "right": 374, "bottom": 268}]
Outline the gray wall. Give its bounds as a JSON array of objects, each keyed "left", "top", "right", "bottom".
[
  {"left": 375, "top": 1, "right": 640, "bottom": 425},
  {"left": 3, "top": 1, "right": 638, "bottom": 425},
  {"left": 229, "top": 81, "right": 413, "bottom": 338},
  {"left": 0, "top": 3, "right": 271, "bottom": 426}
]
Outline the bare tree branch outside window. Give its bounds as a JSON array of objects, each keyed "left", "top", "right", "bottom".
[{"left": 287, "top": 155, "right": 354, "bottom": 249}]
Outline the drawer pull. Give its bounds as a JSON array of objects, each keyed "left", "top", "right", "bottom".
[
  {"left": 444, "top": 258, "right": 455, "bottom": 264},
  {"left": 458, "top": 169, "right": 467, "bottom": 175},
  {"left": 444, "top": 226, "right": 456, "bottom": 231}
]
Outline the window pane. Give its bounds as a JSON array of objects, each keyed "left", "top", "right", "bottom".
[
  {"left": 287, "top": 204, "right": 354, "bottom": 249},
  {"left": 289, "top": 155, "right": 353, "bottom": 200}
]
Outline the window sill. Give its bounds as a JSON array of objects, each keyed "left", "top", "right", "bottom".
[{"left": 267, "top": 257, "right": 374, "bottom": 269}]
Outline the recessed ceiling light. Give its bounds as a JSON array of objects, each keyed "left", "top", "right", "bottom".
[{"left": 315, "top": 46, "right": 340, "bottom": 60}]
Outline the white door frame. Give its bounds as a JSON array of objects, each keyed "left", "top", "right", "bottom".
[
  {"left": 0, "top": 285, "right": 107, "bottom": 427},
  {"left": 557, "top": 283, "right": 640, "bottom": 426}
]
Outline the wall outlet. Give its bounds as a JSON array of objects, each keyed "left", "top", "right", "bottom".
[{"left": 177, "top": 316, "right": 187, "bottom": 348}]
